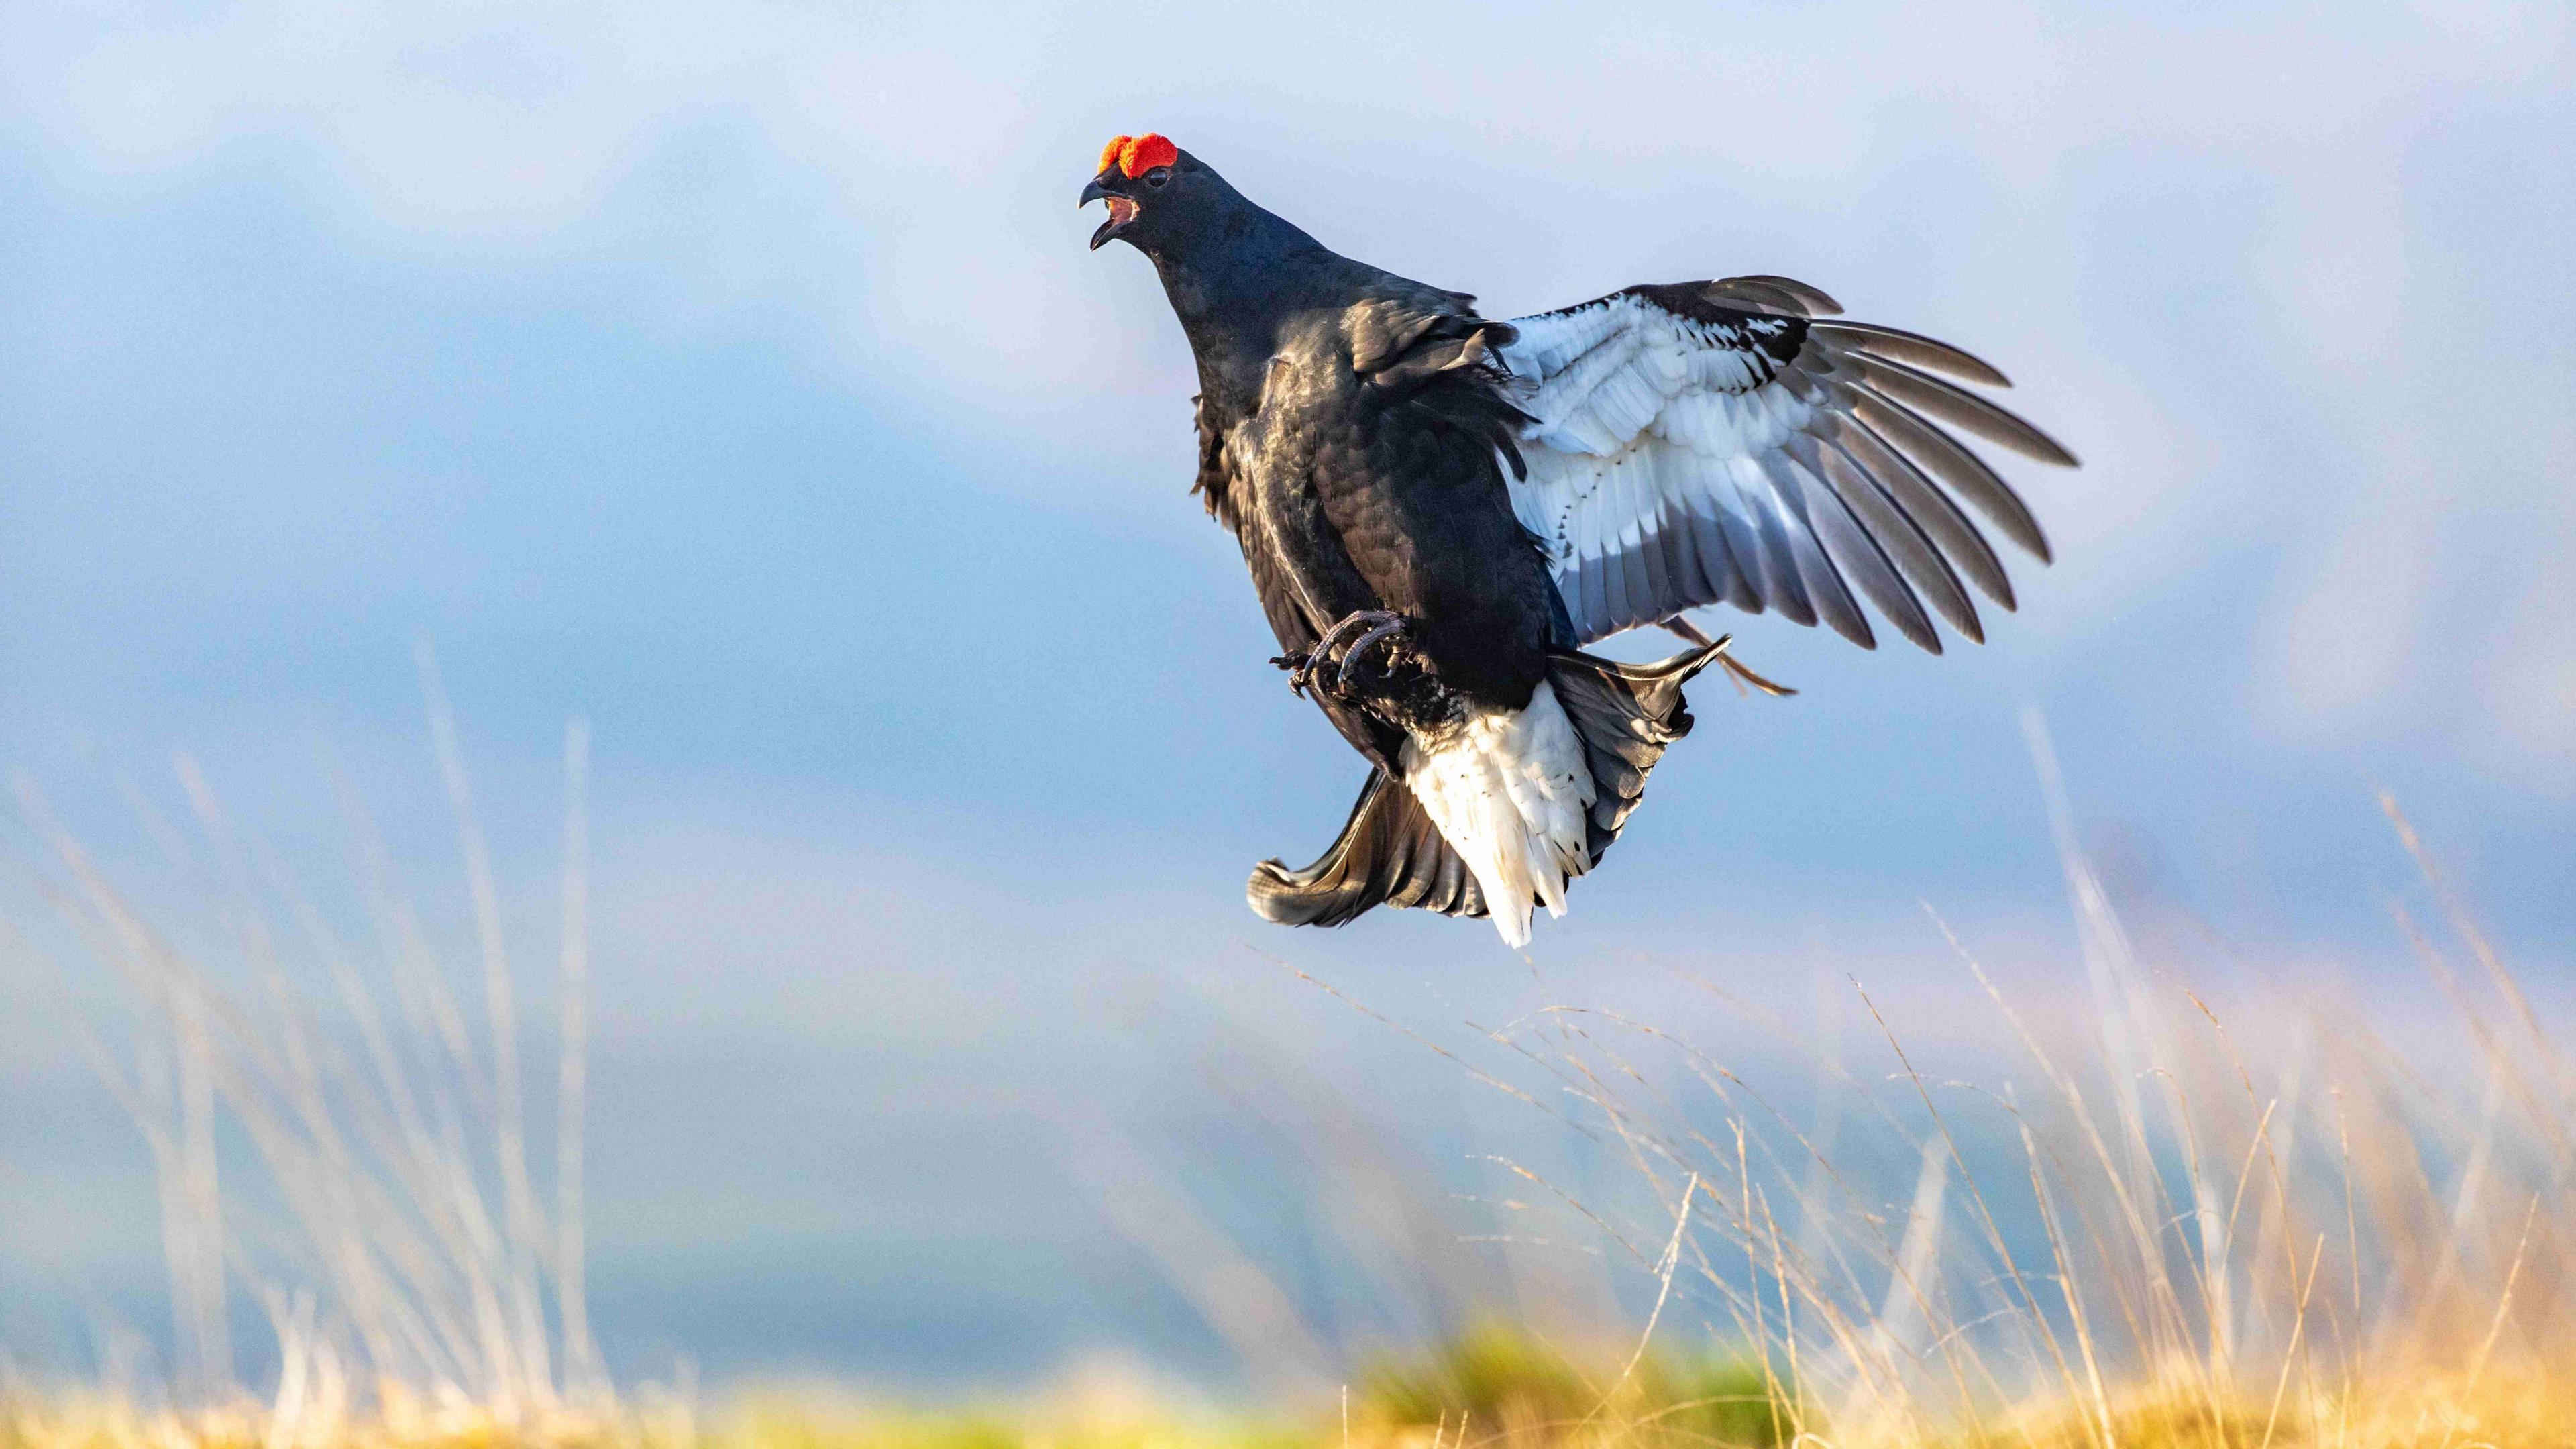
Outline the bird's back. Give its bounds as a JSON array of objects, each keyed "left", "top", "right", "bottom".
[{"left": 1192, "top": 265, "right": 1557, "bottom": 709}]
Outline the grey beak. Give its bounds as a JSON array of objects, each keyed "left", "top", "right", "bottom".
[{"left": 1083, "top": 171, "right": 1129, "bottom": 250}]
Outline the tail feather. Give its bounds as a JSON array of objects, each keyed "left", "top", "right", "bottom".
[
  {"left": 1245, "top": 636, "right": 1756, "bottom": 942},
  {"left": 1546, "top": 639, "right": 1729, "bottom": 865},
  {"left": 1398, "top": 679, "right": 1595, "bottom": 946},
  {"left": 1246, "top": 770, "right": 1488, "bottom": 928}
]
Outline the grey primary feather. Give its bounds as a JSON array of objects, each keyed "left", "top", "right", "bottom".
[
  {"left": 1576, "top": 547, "right": 1607, "bottom": 640},
  {"left": 1745, "top": 494, "right": 1821, "bottom": 627},
  {"left": 1785, "top": 435, "right": 1944, "bottom": 652},
  {"left": 1811, "top": 321, "right": 2012, "bottom": 387},
  {"left": 1664, "top": 510, "right": 1715, "bottom": 607},
  {"left": 1760, "top": 452, "right": 1877, "bottom": 648},
  {"left": 1700, "top": 278, "right": 1816, "bottom": 317},
  {"left": 1686, "top": 504, "right": 1758, "bottom": 612},
  {"left": 1711, "top": 274, "right": 1845, "bottom": 316},
  {"left": 1852, "top": 354, "right": 2080, "bottom": 466},
  {"left": 1814, "top": 433, "right": 1982, "bottom": 643},
  {"left": 1851, "top": 392, "right": 2055, "bottom": 562},
  {"left": 1619, "top": 522, "right": 1658, "bottom": 631},
  {"left": 1832, "top": 409, "right": 2017, "bottom": 610},
  {"left": 1774, "top": 356, "right": 1981, "bottom": 636},
  {"left": 1634, "top": 519, "right": 1672, "bottom": 627}
]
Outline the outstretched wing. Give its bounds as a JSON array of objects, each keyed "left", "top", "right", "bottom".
[{"left": 1495, "top": 278, "right": 2077, "bottom": 651}]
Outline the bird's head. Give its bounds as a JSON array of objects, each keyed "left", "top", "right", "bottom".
[{"left": 1079, "top": 132, "right": 1189, "bottom": 253}]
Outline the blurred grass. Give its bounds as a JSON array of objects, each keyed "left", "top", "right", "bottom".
[
  {"left": 7, "top": 1343, "right": 2570, "bottom": 1449},
  {"left": 9, "top": 704, "right": 2569, "bottom": 1448},
  {"left": 1356, "top": 1324, "right": 1784, "bottom": 1446}
]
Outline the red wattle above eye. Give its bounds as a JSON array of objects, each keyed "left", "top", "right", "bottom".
[{"left": 1118, "top": 133, "right": 1177, "bottom": 178}]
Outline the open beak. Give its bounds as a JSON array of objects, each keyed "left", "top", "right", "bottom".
[{"left": 1080, "top": 172, "right": 1140, "bottom": 250}]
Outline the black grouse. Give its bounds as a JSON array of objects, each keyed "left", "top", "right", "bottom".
[{"left": 1082, "top": 133, "right": 2077, "bottom": 947}]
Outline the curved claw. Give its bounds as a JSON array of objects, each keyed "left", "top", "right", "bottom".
[
  {"left": 1271, "top": 653, "right": 1317, "bottom": 697},
  {"left": 1275, "top": 610, "right": 1412, "bottom": 700},
  {"left": 1335, "top": 616, "right": 1412, "bottom": 692},
  {"left": 1307, "top": 610, "right": 1399, "bottom": 664}
]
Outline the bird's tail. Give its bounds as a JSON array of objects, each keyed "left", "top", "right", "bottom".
[
  {"left": 1246, "top": 769, "right": 1487, "bottom": 928},
  {"left": 1544, "top": 638, "right": 1728, "bottom": 871},
  {"left": 1245, "top": 637, "right": 1738, "bottom": 943}
]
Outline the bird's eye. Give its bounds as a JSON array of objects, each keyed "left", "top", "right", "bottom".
[{"left": 1144, "top": 166, "right": 1172, "bottom": 188}]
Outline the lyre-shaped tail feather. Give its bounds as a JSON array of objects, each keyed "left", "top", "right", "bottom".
[{"left": 1246, "top": 637, "right": 1768, "bottom": 939}]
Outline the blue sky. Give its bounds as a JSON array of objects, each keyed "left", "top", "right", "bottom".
[{"left": 2, "top": 0, "right": 2570, "bottom": 1392}]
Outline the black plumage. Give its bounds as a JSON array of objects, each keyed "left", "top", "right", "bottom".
[{"left": 1083, "top": 138, "right": 2076, "bottom": 941}]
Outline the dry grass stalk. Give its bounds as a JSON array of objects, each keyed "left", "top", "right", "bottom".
[
  {"left": 9, "top": 674, "right": 600, "bottom": 1430},
  {"left": 7, "top": 708, "right": 2567, "bottom": 1449}
]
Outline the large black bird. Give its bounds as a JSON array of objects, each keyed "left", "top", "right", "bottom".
[{"left": 1082, "top": 133, "right": 2076, "bottom": 947}]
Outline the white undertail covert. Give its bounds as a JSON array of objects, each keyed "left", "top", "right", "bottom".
[{"left": 1397, "top": 680, "right": 1595, "bottom": 947}]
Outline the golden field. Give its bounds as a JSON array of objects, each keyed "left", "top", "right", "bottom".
[{"left": 7, "top": 708, "right": 2567, "bottom": 1449}]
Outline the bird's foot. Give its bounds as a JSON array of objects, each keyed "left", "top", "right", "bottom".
[
  {"left": 1270, "top": 651, "right": 1320, "bottom": 698},
  {"left": 1332, "top": 612, "right": 1413, "bottom": 693},
  {"left": 1272, "top": 610, "right": 1413, "bottom": 698}
]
